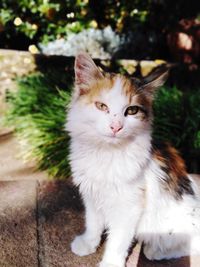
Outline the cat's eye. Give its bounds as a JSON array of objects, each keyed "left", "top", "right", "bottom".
[
  {"left": 125, "top": 106, "right": 139, "bottom": 116},
  {"left": 95, "top": 102, "right": 109, "bottom": 112}
]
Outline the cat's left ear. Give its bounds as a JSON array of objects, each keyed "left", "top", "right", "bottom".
[
  {"left": 140, "top": 66, "right": 169, "bottom": 97},
  {"left": 74, "top": 52, "right": 103, "bottom": 96}
]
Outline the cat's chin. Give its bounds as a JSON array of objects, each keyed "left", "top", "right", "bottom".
[
  {"left": 100, "top": 134, "right": 129, "bottom": 145},
  {"left": 104, "top": 136, "right": 121, "bottom": 144}
]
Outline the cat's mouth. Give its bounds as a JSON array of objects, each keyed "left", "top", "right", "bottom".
[
  {"left": 100, "top": 133, "right": 125, "bottom": 144},
  {"left": 99, "top": 130, "right": 136, "bottom": 144},
  {"left": 95, "top": 128, "right": 131, "bottom": 144},
  {"left": 103, "top": 133, "right": 121, "bottom": 139}
]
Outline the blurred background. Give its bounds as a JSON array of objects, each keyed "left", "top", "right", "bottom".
[
  {"left": 0, "top": 0, "right": 200, "bottom": 177},
  {"left": 0, "top": 0, "right": 200, "bottom": 63}
]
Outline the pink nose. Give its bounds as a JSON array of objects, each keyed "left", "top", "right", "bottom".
[{"left": 110, "top": 122, "right": 123, "bottom": 134}]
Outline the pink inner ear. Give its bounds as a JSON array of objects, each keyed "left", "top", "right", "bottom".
[
  {"left": 75, "top": 68, "right": 85, "bottom": 85},
  {"left": 75, "top": 53, "right": 103, "bottom": 90},
  {"left": 75, "top": 54, "right": 94, "bottom": 85},
  {"left": 79, "top": 88, "right": 87, "bottom": 96}
]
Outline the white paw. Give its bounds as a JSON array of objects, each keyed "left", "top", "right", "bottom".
[
  {"left": 71, "top": 235, "right": 96, "bottom": 256},
  {"left": 143, "top": 245, "right": 157, "bottom": 260},
  {"left": 98, "top": 261, "right": 123, "bottom": 267},
  {"left": 143, "top": 245, "right": 163, "bottom": 260}
]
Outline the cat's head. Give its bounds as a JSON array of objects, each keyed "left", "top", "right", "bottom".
[{"left": 66, "top": 53, "right": 168, "bottom": 145}]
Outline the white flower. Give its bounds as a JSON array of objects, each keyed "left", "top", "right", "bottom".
[{"left": 39, "top": 26, "right": 121, "bottom": 59}]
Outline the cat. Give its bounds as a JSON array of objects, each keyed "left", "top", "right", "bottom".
[{"left": 66, "top": 52, "right": 200, "bottom": 267}]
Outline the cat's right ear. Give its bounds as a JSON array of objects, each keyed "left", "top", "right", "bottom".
[
  {"left": 74, "top": 52, "right": 103, "bottom": 96},
  {"left": 137, "top": 66, "right": 169, "bottom": 100}
]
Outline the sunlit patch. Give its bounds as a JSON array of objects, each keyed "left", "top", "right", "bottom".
[
  {"left": 14, "top": 17, "right": 23, "bottom": 26},
  {"left": 28, "top": 45, "right": 39, "bottom": 54}
]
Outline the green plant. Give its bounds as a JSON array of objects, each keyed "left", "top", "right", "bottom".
[
  {"left": 5, "top": 73, "right": 72, "bottom": 178},
  {"left": 0, "top": 0, "right": 92, "bottom": 48},
  {"left": 153, "top": 86, "right": 183, "bottom": 146},
  {"left": 153, "top": 86, "right": 200, "bottom": 172}
]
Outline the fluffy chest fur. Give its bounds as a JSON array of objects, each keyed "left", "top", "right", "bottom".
[
  {"left": 69, "top": 135, "right": 150, "bottom": 197},
  {"left": 69, "top": 137, "right": 149, "bottom": 229}
]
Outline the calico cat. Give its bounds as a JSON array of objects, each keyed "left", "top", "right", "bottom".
[{"left": 66, "top": 52, "right": 200, "bottom": 267}]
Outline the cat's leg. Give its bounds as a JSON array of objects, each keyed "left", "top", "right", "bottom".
[
  {"left": 143, "top": 235, "right": 190, "bottom": 260},
  {"left": 99, "top": 208, "right": 141, "bottom": 267},
  {"left": 71, "top": 197, "right": 104, "bottom": 256},
  {"left": 143, "top": 244, "right": 188, "bottom": 260}
]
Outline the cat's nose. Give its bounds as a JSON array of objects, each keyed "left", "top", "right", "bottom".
[{"left": 110, "top": 122, "right": 123, "bottom": 134}]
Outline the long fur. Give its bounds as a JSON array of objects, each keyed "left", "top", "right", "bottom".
[{"left": 66, "top": 53, "right": 200, "bottom": 267}]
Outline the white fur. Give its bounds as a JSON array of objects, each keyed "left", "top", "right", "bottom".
[
  {"left": 66, "top": 77, "right": 200, "bottom": 267},
  {"left": 137, "top": 162, "right": 200, "bottom": 260}
]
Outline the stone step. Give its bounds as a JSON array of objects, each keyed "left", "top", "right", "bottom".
[{"left": 1, "top": 179, "right": 200, "bottom": 267}]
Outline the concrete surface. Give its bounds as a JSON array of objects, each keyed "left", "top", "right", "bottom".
[{"left": 0, "top": 180, "right": 38, "bottom": 267}]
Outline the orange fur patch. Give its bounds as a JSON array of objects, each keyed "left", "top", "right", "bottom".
[
  {"left": 81, "top": 73, "right": 142, "bottom": 104},
  {"left": 152, "top": 141, "right": 194, "bottom": 199},
  {"left": 86, "top": 73, "right": 116, "bottom": 100}
]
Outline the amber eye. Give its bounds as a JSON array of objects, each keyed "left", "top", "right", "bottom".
[
  {"left": 125, "top": 106, "right": 139, "bottom": 116},
  {"left": 95, "top": 102, "right": 109, "bottom": 112}
]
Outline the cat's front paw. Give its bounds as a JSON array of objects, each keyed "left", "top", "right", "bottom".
[
  {"left": 98, "top": 261, "right": 123, "bottom": 267},
  {"left": 71, "top": 235, "right": 96, "bottom": 256}
]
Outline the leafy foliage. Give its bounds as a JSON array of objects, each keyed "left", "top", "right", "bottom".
[
  {"left": 0, "top": 0, "right": 92, "bottom": 48},
  {"left": 1, "top": 0, "right": 199, "bottom": 59},
  {"left": 5, "top": 73, "right": 71, "bottom": 178},
  {"left": 153, "top": 86, "right": 200, "bottom": 172}
]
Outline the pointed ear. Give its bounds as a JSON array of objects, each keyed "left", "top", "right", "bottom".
[
  {"left": 140, "top": 66, "right": 169, "bottom": 97},
  {"left": 74, "top": 52, "right": 103, "bottom": 95}
]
